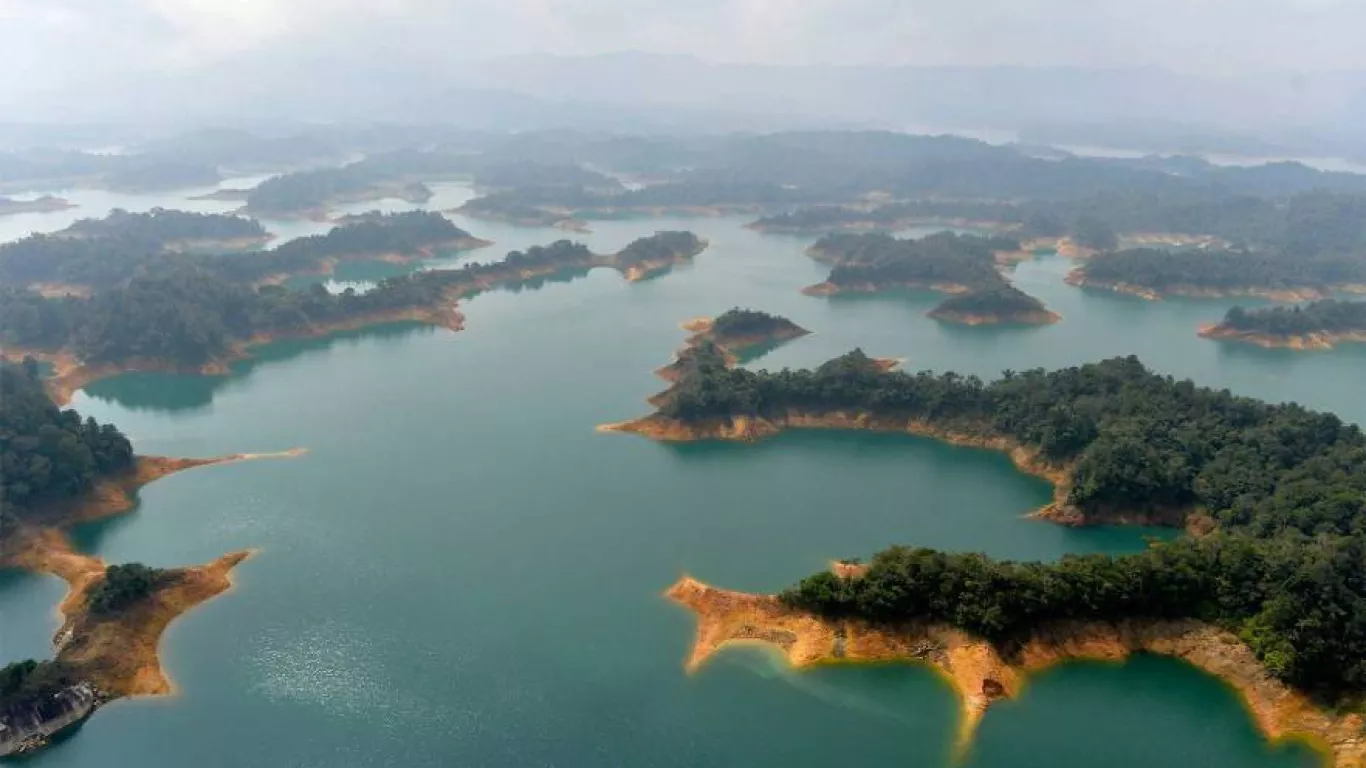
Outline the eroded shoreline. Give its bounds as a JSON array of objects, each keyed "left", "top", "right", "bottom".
[
  {"left": 667, "top": 575, "right": 1365, "bottom": 766},
  {"left": 0, "top": 450, "right": 305, "bottom": 752},
  {"left": 598, "top": 410, "right": 1211, "bottom": 532},
  {"left": 1067, "top": 271, "right": 1366, "bottom": 303},
  {"left": 1198, "top": 324, "right": 1366, "bottom": 350}
]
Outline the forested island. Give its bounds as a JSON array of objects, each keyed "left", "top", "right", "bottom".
[
  {"left": 0, "top": 232, "right": 703, "bottom": 401},
  {"left": 59, "top": 208, "right": 271, "bottom": 252},
  {"left": 1067, "top": 247, "right": 1366, "bottom": 301},
  {"left": 208, "top": 211, "right": 489, "bottom": 286},
  {"left": 927, "top": 285, "right": 1061, "bottom": 326},
  {"left": 690, "top": 309, "right": 809, "bottom": 358},
  {"left": 1200, "top": 299, "right": 1366, "bottom": 349},
  {"left": 456, "top": 192, "right": 589, "bottom": 231},
  {"left": 243, "top": 166, "right": 433, "bottom": 219},
  {"left": 656, "top": 309, "right": 809, "bottom": 385},
  {"left": 802, "top": 232, "right": 1061, "bottom": 326},
  {"left": 0, "top": 195, "right": 75, "bottom": 217},
  {"left": 0, "top": 210, "right": 479, "bottom": 294},
  {"left": 0, "top": 362, "right": 289, "bottom": 757},
  {"left": 604, "top": 348, "right": 1366, "bottom": 761},
  {"left": 803, "top": 232, "right": 1022, "bottom": 295}
]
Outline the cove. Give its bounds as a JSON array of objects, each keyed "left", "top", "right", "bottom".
[{"left": 2, "top": 200, "right": 1359, "bottom": 765}]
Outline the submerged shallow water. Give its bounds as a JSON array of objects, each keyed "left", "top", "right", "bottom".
[{"left": 0, "top": 182, "right": 1346, "bottom": 767}]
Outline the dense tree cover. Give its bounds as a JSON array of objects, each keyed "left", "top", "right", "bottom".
[
  {"left": 1078, "top": 247, "right": 1366, "bottom": 292},
  {"left": 86, "top": 563, "right": 165, "bottom": 615},
  {"left": 781, "top": 534, "right": 1366, "bottom": 694},
  {"left": 0, "top": 236, "right": 676, "bottom": 366},
  {"left": 0, "top": 234, "right": 168, "bottom": 288},
  {"left": 613, "top": 230, "right": 704, "bottom": 267},
  {"left": 1219, "top": 299, "right": 1366, "bottom": 335},
  {"left": 202, "top": 211, "right": 474, "bottom": 284},
  {"left": 663, "top": 354, "right": 1366, "bottom": 537},
  {"left": 0, "top": 361, "right": 133, "bottom": 508},
  {"left": 458, "top": 193, "right": 571, "bottom": 225},
  {"left": 0, "top": 208, "right": 266, "bottom": 288},
  {"left": 60, "top": 208, "right": 265, "bottom": 244},
  {"left": 244, "top": 166, "right": 432, "bottom": 214},
  {"left": 0, "top": 660, "right": 79, "bottom": 717},
  {"left": 656, "top": 351, "right": 1366, "bottom": 694},
  {"left": 930, "top": 285, "right": 1050, "bottom": 317},
  {"left": 757, "top": 190, "right": 1366, "bottom": 257},
  {"left": 710, "top": 308, "right": 803, "bottom": 339},
  {"left": 814, "top": 232, "right": 1019, "bottom": 291},
  {"left": 0, "top": 210, "right": 470, "bottom": 291}
]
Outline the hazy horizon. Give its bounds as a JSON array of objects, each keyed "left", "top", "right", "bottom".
[{"left": 8, "top": 2, "right": 1366, "bottom": 158}]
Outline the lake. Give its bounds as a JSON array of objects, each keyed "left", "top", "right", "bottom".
[{"left": 0, "top": 180, "right": 1339, "bottom": 767}]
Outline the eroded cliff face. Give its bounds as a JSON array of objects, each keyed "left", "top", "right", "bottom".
[
  {"left": 0, "top": 683, "right": 98, "bottom": 757},
  {"left": 667, "top": 576, "right": 1366, "bottom": 767}
]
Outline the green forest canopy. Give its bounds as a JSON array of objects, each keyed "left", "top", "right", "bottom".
[
  {"left": 1219, "top": 299, "right": 1366, "bottom": 335},
  {"left": 1077, "top": 247, "right": 1366, "bottom": 292},
  {"left": 0, "top": 360, "right": 133, "bottom": 510},
  {"left": 659, "top": 352, "right": 1366, "bottom": 695}
]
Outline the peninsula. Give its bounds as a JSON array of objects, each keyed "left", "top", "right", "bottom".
[
  {"left": 57, "top": 207, "right": 272, "bottom": 253},
  {"left": 1199, "top": 299, "right": 1366, "bottom": 349},
  {"left": 0, "top": 232, "right": 706, "bottom": 403},
  {"left": 0, "top": 210, "right": 484, "bottom": 296},
  {"left": 668, "top": 572, "right": 1365, "bottom": 766},
  {"left": 602, "top": 347, "right": 1366, "bottom": 762},
  {"left": 1067, "top": 248, "right": 1366, "bottom": 301},
  {"left": 0, "top": 361, "right": 303, "bottom": 757},
  {"left": 0, "top": 195, "right": 75, "bottom": 217}
]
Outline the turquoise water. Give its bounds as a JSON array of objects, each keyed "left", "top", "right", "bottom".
[{"left": 0, "top": 191, "right": 1342, "bottom": 766}]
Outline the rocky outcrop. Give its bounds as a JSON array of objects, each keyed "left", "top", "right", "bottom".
[{"left": 0, "top": 683, "right": 99, "bottom": 757}]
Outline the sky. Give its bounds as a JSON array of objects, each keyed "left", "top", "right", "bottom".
[
  {"left": 5, "top": 0, "right": 1366, "bottom": 101},
  {"left": 5, "top": 0, "right": 1366, "bottom": 132}
]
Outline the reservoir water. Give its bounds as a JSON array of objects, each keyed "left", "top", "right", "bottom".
[{"left": 0, "top": 180, "right": 1344, "bottom": 767}]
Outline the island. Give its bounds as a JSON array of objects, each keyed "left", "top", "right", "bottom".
[
  {"left": 680, "top": 309, "right": 809, "bottom": 362},
  {"left": 0, "top": 361, "right": 303, "bottom": 757},
  {"left": 927, "top": 284, "right": 1062, "bottom": 326},
  {"left": 0, "top": 211, "right": 483, "bottom": 295},
  {"left": 601, "top": 349, "right": 1366, "bottom": 765},
  {"left": 653, "top": 309, "right": 810, "bottom": 394},
  {"left": 801, "top": 232, "right": 1061, "bottom": 325},
  {"left": 0, "top": 195, "right": 75, "bottom": 217},
  {"left": 211, "top": 211, "right": 491, "bottom": 286},
  {"left": 243, "top": 166, "right": 434, "bottom": 219},
  {"left": 802, "top": 232, "right": 1028, "bottom": 295},
  {"left": 456, "top": 193, "right": 589, "bottom": 231},
  {"left": 57, "top": 207, "right": 272, "bottom": 253},
  {"left": 1066, "top": 247, "right": 1366, "bottom": 301},
  {"left": 0, "top": 232, "right": 706, "bottom": 402},
  {"left": 1199, "top": 299, "right": 1366, "bottom": 349}
]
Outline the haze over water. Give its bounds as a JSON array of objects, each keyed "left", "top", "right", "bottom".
[{"left": 0, "top": 180, "right": 1338, "bottom": 767}]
